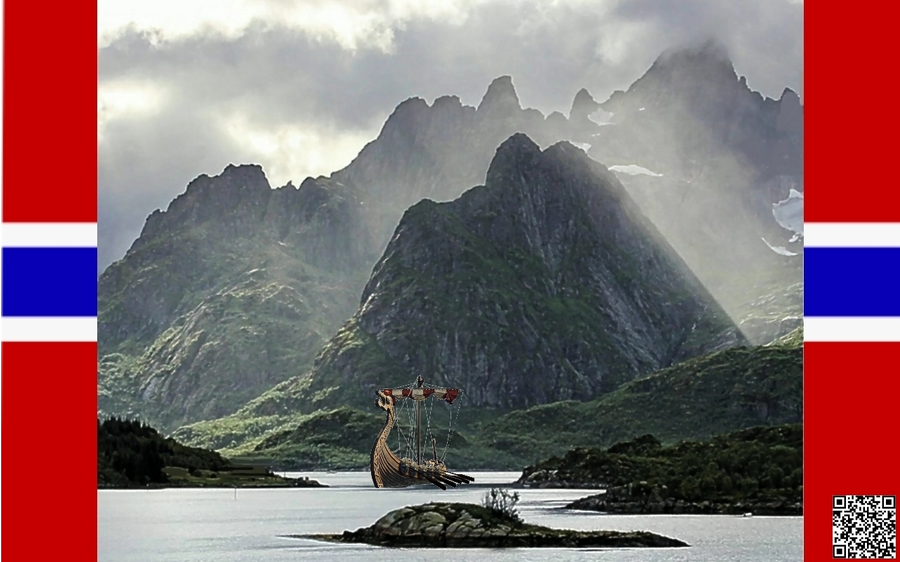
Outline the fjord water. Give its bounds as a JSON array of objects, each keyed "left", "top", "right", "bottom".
[{"left": 98, "top": 472, "right": 801, "bottom": 561}]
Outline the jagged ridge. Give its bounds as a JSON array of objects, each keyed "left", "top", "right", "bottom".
[{"left": 246, "top": 133, "right": 742, "bottom": 416}]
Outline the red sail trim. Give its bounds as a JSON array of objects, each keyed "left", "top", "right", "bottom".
[{"left": 381, "top": 387, "right": 461, "bottom": 404}]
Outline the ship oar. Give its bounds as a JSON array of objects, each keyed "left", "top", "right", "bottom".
[
  {"left": 432, "top": 474, "right": 458, "bottom": 488},
  {"left": 439, "top": 472, "right": 469, "bottom": 485},
  {"left": 447, "top": 472, "right": 475, "bottom": 483},
  {"left": 424, "top": 475, "right": 447, "bottom": 490}
]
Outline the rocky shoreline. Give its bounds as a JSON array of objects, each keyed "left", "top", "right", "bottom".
[
  {"left": 292, "top": 502, "right": 689, "bottom": 548},
  {"left": 566, "top": 486, "right": 801, "bottom": 516}
]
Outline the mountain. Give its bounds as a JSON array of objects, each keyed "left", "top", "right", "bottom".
[
  {"left": 99, "top": 42, "right": 803, "bottom": 433},
  {"left": 98, "top": 165, "right": 374, "bottom": 430},
  {"left": 176, "top": 328, "right": 800, "bottom": 471},
  {"left": 97, "top": 78, "right": 575, "bottom": 432},
  {"left": 482, "top": 326, "right": 802, "bottom": 463},
  {"left": 331, "top": 76, "right": 563, "bottom": 254},
  {"left": 578, "top": 39, "right": 804, "bottom": 341},
  {"left": 230, "top": 133, "right": 743, "bottom": 419},
  {"left": 596, "top": 38, "right": 802, "bottom": 179}
]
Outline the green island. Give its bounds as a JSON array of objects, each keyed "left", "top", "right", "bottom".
[
  {"left": 98, "top": 417, "right": 325, "bottom": 488},
  {"left": 520, "top": 424, "right": 802, "bottom": 515},
  {"left": 292, "top": 501, "right": 688, "bottom": 548}
]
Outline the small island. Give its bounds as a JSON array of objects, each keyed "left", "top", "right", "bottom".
[{"left": 293, "top": 502, "right": 688, "bottom": 548}]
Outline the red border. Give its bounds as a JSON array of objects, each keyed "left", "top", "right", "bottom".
[
  {"left": 804, "top": 2, "right": 900, "bottom": 222},
  {"left": 1, "top": 342, "right": 98, "bottom": 560},
  {"left": 804, "top": 343, "right": 900, "bottom": 561},
  {"left": 2, "top": 1, "right": 97, "bottom": 222},
  {"left": 805, "top": 2, "right": 900, "bottom": 561},
  {"left": 2, "top": 1, "right": 98, "bottom": 560}
]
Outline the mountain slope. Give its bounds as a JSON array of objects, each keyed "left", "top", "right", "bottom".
[
  {"left": 98, "top": 78, "right": 575, "bottom": 430},
  {"left": 332, "top": 76, "right": 565, "bottom": 254},
  {"left": 579, "top": 39, "right": 804, "bottom": 341},
  {"left": 483, "top": 327, "right": 802, "bottom": 462},
  {"left": 98, "top": 166, "right": 374, "bottom": 430},
  {"left": 239, "top": 133, "right": 743, "bottom": 417},
  {"left": 99, "top": 43, "right": 803, "bottom": 431},
  {"left": 179, "top": 329, "right": 800, "bottom": 470}
]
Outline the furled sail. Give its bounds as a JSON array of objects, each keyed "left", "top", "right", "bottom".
[{"left": 379, "top": 387, "right": 460, "bottom": 404}]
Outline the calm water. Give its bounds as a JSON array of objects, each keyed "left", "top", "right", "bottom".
[{"left": 98, "top": 472, "right": 801, "bottom": 561}]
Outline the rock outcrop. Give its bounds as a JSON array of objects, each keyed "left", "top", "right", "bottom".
[
  {"left": 295, "top": 502, "right": 689, "bottom": 548},
  {"left": 567, "top": 487, "right": 802, "bottom": 516},
  {"left": 98, "top": 166, "right": 374, "bottom": 429}
]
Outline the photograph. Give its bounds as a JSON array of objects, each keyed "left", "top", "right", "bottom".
[{"left": 1, "top": 1, "right": 896, "bottom": 561}]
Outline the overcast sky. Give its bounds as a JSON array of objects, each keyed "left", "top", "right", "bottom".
[{"left": 98, "top": 0, "right": 803, "bottom": 273}]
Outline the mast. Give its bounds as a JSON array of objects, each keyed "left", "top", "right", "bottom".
[{"left": 416, "top": 375, "right": 424, "bottom": 464}]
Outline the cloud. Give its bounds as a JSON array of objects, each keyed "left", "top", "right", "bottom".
[
  {"left": 98, "top": 0, "right": 803, "bottom": 273},
  {"left": 97, "top": 0, "right": 476, "bottom": 50}
]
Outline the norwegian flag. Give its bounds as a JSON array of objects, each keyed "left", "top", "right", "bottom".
[
  {"left": 803, "top": 3, "right": 900, "bottom": 560},
  {"left": 1, "top": 3, "right": 98, "bottom": 560}
]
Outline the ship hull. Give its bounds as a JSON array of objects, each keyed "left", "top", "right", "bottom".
[{"left": 370, "top": 390, "right": 474, "bottom": 490}]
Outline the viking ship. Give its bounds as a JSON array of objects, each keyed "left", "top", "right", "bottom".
[{"left": 370, "top": 375, "right": 474, "bottom": 490}]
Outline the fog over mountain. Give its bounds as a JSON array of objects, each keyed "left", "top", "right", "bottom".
[{"left": 98, "top": 0, "right": 803, "bottom": 273}]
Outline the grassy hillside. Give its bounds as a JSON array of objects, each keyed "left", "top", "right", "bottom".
[
  {"left": 480, "top": 334, "right": 802, "bottom": 462},
  {"left": 177, "top": 328, "right": 801, "bottom": 471}
]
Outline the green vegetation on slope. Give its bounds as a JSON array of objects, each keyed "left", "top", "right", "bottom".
[
  {"left": 98, "top": 167, "right": 374, "bottom": 433},
  {"left": 520, "top": 424, "right": 802, "bottom": 514},
  {"left": 177, "top": 330, "right": 801, "bottom": 471},
  {"left": 240, "top": 138, "right": 743, "bottom": 420},
  {"left": 98, "top": 416, "right": 233, "bottom": 487},
  {"left": 98, "top": 416, "right": 322, "bottom": 488},
  {"left": 480, "top": 331, "right": 802, "bottom": 462}
]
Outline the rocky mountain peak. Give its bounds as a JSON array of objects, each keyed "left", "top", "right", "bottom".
[
  {"left": 655, "top": 37, "right": 732, "bottom": 69},
  {"left": 296, "top": 132, "right": 741, "bottom": 411},
  {"left": 602, "top": 37, "right": 739, "bottom": 116},
  {"left": 377, "top": 96, "right": 430, "bottom": 137},
  {"left": 484, "top": 132, "right": 541, "bottom": 180},
  {"left": 779, "top": 87, "right": 800, "bottom": 106},
  {"left": 138, "top": 164, "right": 271, "bottom": 241},
  {"left": 776, "top": 88, "right": 803, "bottom": 134},
  {"left": 569, "top": 88, "right": 601, "bottom": 121},
  {"left": 477, "top": 75, "right": 522, "bottom": 116}
]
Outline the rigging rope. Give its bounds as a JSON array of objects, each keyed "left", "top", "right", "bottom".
[
  {"left": 387, "top": 375, "right": 465, "bottom": 464},
  {"left": 424, "top": 390, "right": 435, "bottom": 460},
  {"left": 441, "top": 390, "right": 463, "bottom": 462}
]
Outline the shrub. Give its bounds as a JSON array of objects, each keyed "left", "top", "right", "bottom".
[{"left": 482, "top": 487, "right": 521, "bottom": 522}]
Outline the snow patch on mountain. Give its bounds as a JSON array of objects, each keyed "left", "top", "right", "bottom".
[
  {"left": 762, "top": 238, "right": 798, "bottom": 257},
  {"left": 773, "top": 189, "right": 803, "bottom": 238},
  {"left": 609, "top": 164, "right": 663, "bottom": 177}
]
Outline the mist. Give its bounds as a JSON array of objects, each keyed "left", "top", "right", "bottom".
[{"left": 98, "top": 0, "right": 803, "bottom": 274}]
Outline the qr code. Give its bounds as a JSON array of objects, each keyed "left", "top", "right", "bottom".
[{"left": 833, "top": 495, "right": 896, "bottom": 559}]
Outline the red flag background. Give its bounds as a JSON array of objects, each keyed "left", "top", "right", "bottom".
[{"left": 2, "top": 1, "right": 98, "bottom": 560}]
